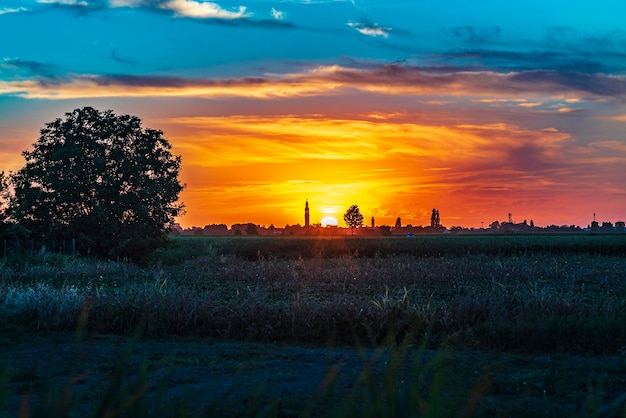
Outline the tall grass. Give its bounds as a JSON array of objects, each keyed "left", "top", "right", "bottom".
[
  {"left": 0, "top": 328, "right": 483, "bottom": 418},
  {"left": 2, "top": 238, "right": 625, "bottom": 352}
]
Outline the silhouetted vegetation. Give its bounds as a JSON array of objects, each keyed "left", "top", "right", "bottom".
[
  {"left": 343, "top": 204, "right": 364, "bottom": 233},
  {"left": 4, "top": 107, "right": 184, "bottom": 262}
]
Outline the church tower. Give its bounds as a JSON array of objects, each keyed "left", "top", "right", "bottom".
[{"left": 304, "top": 200, "right": 310, "bottom": 227}]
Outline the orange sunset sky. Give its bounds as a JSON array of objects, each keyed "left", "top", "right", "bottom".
[{"left": 1, "top": 1, "right": 625, "bottom": 229}]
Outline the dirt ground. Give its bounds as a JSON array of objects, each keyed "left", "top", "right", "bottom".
[{"left": 2, "top": 331, "right": 626, "bottom": 417}]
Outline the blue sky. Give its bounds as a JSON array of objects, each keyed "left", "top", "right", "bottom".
[{"left": 1, "top": 0, "right": 625, "bottom": 228}]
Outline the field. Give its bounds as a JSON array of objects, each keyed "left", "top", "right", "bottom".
[{"left": 1, "top": 234, "right": 626, "bottom": 417}]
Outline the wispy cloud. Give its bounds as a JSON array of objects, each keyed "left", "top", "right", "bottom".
[
  {"left": 347, "top": 21, "right": 390, "bottom": 38},
  {"left": 110, "top": 0, "right": 144, "bottom": 6},
  {"left": 33, "top": 0, "right": 252, "bottom": 19},
  {"left": 37, "top": 0, "right": 88, "bottom": 5},
  {"left": 270, "top": 7, "right": 284, "bottom": 20},
  {"left": 158, "top": 0, "right": 250, "bottom": 19},
  {"left": 0, "top": 7, "right": 28, "bottom": 14}
]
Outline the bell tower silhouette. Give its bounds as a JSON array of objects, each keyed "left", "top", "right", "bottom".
[{"left": 304, "top": 200, "right": 310, "bottom": 227}]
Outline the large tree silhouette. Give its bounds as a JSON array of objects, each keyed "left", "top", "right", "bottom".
[
  {"left": 10, "top": 107, "right": 184, "bottom": 261},
  {"left": 343, "top": 204, "right": 364, "bottom": 234}
]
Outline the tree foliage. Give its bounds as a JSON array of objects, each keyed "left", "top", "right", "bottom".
[
  {"left": 0, "top": 171, "right": 8, "bottom": 225},
  {"left": 10, "top": 107, "right": 184, "bottom": 260},
  {"left": 343, "top": 204, "right": 364, "bottom": 233},
  {"left": 245, "top": 223, "right": 259, "bottom": 236},
  {"left": 431, "top": 208, "right": 441, "bottom": 228},
  {"left": 0, "top": 171, "right": 30, "bottom": 244}
]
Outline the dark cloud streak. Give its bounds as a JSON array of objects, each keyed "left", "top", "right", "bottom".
[
  {"left": 348, "top": 24, "right": 626, "bottom": 75},
  {"left": 64, "top": 65, "right": 626, "bottom": 99},
  {"left": 450, "top": 25, "right": 502, "bottom": 45},
  {"left": 448, "top": 47, "right": 626, "bottom": 74},
  {"left": 0, "top": 58, "right": 61, "bottom": 79},
  {"left": 111, "top": 49, "right": 138, "bottom": 65},
  {"left": 509, "top": 71, "right": 626, "bottom": 97},
  {"left": 88, "top": 74, "right": 270, "bottom": 88},
  {"left": 196, "top": 17, "right": 296, "bottom": 29},
  {"left": 8, "top": 59, "right": 625, "bottom": 101}
]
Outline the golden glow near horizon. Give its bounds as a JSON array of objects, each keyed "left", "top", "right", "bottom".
[
  {"left": 3, "top": 102, "right": 624, "bottom": 230},
  {"left": 162, "top": 111, "right": 623, "bottom": 229}
]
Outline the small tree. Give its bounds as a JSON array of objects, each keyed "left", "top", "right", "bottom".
[
  {"left": 245, "top": 223, "right": 259, "bottom": 235},
  {"left": 343, "top": 204, "right": 364, "bottom": 234},
  {"left": 430, "top": 208, "right": 441, "bottom": 228},
  {"left": 10, "top": 107, "right": 184, "bottom": 261}
]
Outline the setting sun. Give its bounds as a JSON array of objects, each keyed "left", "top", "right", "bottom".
[{"left": 321, "top": 216, "right": 339, "bottom": 227}]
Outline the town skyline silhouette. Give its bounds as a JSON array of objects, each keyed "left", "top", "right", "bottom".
[{"left": 173, "top": 200, "right": 626, "bottom": 236}]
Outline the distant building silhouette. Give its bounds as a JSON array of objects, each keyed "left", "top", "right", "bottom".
[
  {"left": 304, "top": 200, "right": 310, "bottom": 227},
  {"left": 395, "top": 217, "right": 401, "bottom": 228},
  {"left": 371, "top": 216, "right": 375, "bottom": 228}
]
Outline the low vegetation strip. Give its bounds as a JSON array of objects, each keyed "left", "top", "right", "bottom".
[
  {"left": 155, "top": 235, "right": 626, "bottom": 263},
  {"left": 2, "top": 235, "right": 625, "bottom": 353}
]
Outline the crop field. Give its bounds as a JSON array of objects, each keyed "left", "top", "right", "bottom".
[{"left": 1, "top": 234, "right": 626, "bottom": 417}]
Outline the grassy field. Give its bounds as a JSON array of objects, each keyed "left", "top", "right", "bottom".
[
  {"left": 1, "top": 234, "right": 626, "bottom": 416},
  {"left": 3, "top": 234, "right": 625, "bottom": 352}
]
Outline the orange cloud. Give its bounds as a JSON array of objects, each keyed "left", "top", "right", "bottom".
[{"left": 165, "top": 113, "right": 609, "bottom": 229}]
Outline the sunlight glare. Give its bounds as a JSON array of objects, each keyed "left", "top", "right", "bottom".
[{"left": 321, "top": 216, "right": 339, "bottom": 227}]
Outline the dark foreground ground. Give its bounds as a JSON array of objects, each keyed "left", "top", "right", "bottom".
[{"left": 2, "top": 331, "right": 626, "bottom": 417}]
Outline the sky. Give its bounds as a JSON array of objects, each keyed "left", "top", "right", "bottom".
[{"left": 1, "top": 0, "right": 625, "bottom": 229}]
